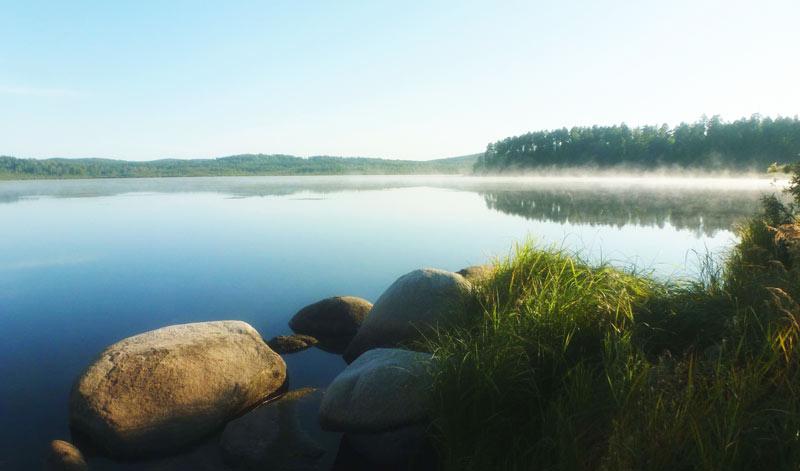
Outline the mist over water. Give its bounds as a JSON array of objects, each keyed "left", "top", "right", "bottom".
[
  {"left": 0, "top": 172, "right": 786, "bottom": 200},
  {"left": 0, "top": 174, "right": 784, "bottom": 236},
  {"left": 0, "top": 174, "right": 784, "bottom": 469}
]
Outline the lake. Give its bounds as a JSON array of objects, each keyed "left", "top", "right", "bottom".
[{"left": 0, "top": 175, "right": 785, "bottom": 469}]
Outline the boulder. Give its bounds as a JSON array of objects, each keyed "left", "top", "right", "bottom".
[
  {"left": 320, "top": 348, "right": 432, "bottom": 432},
  {"left": 221, "top": 388, "right": 329, "bottom": 470},
  {"left": 457, "top": 264, "right": 494, "bottom": 283},
  {"left": 44, "top": 440, "right": 88, "bottom": 471},
  {"left": 320, "top": 348, "right": 433, "bottom": 465},
  {"left": 267, "top": 334, "right": 319, "bottom": 354},
  {"left": 289, "top": 296, "right": 372, "bottom": 352},
  {"left": 69, "top": 321, "right": 286, "bottom": 457},
  {"left": 342, "top": 269, "right": 470, "bottom": 363}
]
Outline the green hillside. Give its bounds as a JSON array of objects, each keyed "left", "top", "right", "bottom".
[{"left": 0, "top": 153, "right": 479, "bottom": 180}]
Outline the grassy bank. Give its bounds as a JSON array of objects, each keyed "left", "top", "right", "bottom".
[{"left": 427, "top": 180, "right": 800, "bottom": 469}]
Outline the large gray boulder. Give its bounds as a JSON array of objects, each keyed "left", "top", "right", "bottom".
[
  {"left": 69, "top": 321, "right": 287, "bottom": 457},
  {"left": 289, "top": 296, "right": 372, "bottom": 352},
  {"left": 44, "top": 440, "right": 88, "bottom": 471},
  {"left": 342, "top": 269, "right": 470, "bottom": 363},
  {"left": 221, "top": 388, "right": 329, "bottom": 470},
  {"left": 319, "top": 348, "right": 433, "bottom": 465}
]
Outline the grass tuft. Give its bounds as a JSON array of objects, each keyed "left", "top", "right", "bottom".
[{"left": 426, "top": 229, "right": 800, "bottom": 470}]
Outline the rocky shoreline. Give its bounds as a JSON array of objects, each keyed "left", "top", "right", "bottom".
[{"left": 45, "top": 266, "right": 490, "bottom": 471}]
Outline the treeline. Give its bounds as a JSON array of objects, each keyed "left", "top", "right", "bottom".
[
  {"left": 476, "top": 115, "right": 800, "bottom": 171},
  {"left": 0, "top": 154, "right": 477, "bottom": 180}
]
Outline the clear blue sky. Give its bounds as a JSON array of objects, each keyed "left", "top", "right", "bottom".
[{"left": 2, "top": 0, "right": 799, "bottom": 161}]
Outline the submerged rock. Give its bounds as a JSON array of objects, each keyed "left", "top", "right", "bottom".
[
  {"left": 84, "top": 435, "right": 230, "bottom": 471},
  {"left": 342, "top": 269, "right": 470, "bottom": 363},
  {"left": 69, "top": 321, "right": 286, "bottom": 457},
  {"left": 289, "top": 296, "right": 372, "bottom": 353},
  {"left": 320, "top": 348, "right": 433, "bottom": 466},
  {"left": 221, "top": 388, "right": 328, "bottom": 470},
  {"left": 44, "top": 440, "right": 88, "bottom": 471},
  {"left": 331, "top": 433, "right": 438, "bottom": 471},
  {"left": 267, "top": 334, "right": 319, "bottom": 354},
  {"left": 346, "top": 426, "right": 431, "bottom": 468}
]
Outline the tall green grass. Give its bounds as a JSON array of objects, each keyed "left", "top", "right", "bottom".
[{"left": 427, "top": 229, "right": 800, "bottom": 470}]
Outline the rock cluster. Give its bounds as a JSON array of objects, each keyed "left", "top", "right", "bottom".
[{"left": 53, "top": 265, "right": 481, "bottom": 469}]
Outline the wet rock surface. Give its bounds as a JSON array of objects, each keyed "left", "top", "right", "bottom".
[
  {"left": 267, "top": 334, "right": 319, "bottom": 354},
  {"left": 44, "top": 440, "right": 88, "bottom": 471},
  {"left": 221, "top": 388, "right": 334, "bottom": 470}
]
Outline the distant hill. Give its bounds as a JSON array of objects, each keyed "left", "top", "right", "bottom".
[
  {"left": 475, "top": 115, "right": 800, "bottom": 172},
  {"left": 0, "top": 153, "right": 479, "bottom": 180}
]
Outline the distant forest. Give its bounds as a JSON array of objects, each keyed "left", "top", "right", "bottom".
[
  {"left": 0, "top": 154, "right": 477, "bottom": 180},
  {"left": 4, "top": 115, "right": 800, "bottom": 180},
  {"left": 475, "top": 115, "right": 800, "bottom": 172}
]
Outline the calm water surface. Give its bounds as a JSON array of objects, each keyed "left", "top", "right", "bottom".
[{"left": 0, "top": 175, "right": 785, "bottom": 469}]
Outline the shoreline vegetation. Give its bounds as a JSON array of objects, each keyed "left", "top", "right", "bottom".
[
  {"left": 425, "top": 172, "right": 800, "bottom": 470},
  {"left": 4, "top": 115, "right": 800, "bottom": 181}
]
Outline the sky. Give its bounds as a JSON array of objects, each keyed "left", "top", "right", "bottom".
[{"left": 1, "top": 0, "right": 799, "bottom": 161}]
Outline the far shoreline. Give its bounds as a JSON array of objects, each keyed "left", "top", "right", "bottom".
[{"left": 0, "top": 170, "right": 791, "bottom": 184}]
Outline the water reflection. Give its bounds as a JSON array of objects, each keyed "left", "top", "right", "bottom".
[
  {"left": 0, "top": 175, "right": 784, "bottom": 235},
  {"left": 481, "top": 187, "right": 767, "bottom": 236}
]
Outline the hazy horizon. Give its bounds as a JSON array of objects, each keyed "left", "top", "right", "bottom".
[
  {"left": 3, "top": 114, "right": 798, "bottom": 164},
  {"left": 3, "top": 0, "right": 799, "bottom": 161}
]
